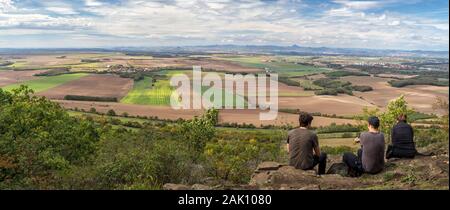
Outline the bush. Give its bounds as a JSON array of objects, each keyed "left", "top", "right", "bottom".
[
  {"left": 325, "top": 71, "right": 369, "bottom": 78},
  {"left": 315, "top": 89, "right": 338, "bottom": 96},
  {"left": 352, "top": 85, "right": 373, "bottom": 92},
  {"left": 64, "top": 95, "right": 118, "bottom": 102},
  {"left": 89, "top": 107, "right": 97, "bottom": 114},
  {"left": 388, "top": 77, "right": 448, "bottom": 88},
  {"left": 204, "top": 139, "right": 280, "bottom": 183},
  {"left": 279, "top": 77, "right": 300, "bottom": 86},
  {"left": 106, "top": 109, "right": 116, "bottom": 116},
  {"left": 316, "top": 123, "right": 361, "bottom": 133},
  {"left": 0, "top": 86, "right": 100, "bottom": 188},
  {"left": 34, "top": 67, "right": 71, "bottom": 76},
  {"left": 321, "top": 146, "right": 356, "bottom": 155}
]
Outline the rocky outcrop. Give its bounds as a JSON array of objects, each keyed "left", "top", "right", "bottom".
[
  {"left": 163, "top": 154, "right": 449, "bottom": 190},
  {"left": 249, "top": 162, "right": 364, "bottom": 190}
]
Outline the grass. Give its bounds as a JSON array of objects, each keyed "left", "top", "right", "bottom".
[
  {"left": 320, "top": 138, "right": 359, "bottom": 148},
  {"left": 2, "top": 73, "right": 88, "bottom": 93},
  {"left": 221, "top": 56, "right": 329, "bottom": 77},
  {"left": 200, "top": 86, "right": 248, "bottom": 108},
  {"left": 121, "top": 77, "right": 178, "bottom": 106}
]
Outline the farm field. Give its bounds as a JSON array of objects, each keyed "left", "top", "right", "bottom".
[
  {"left": 1, "top": 53, "right": 448, "bottom": 146},
  {"left": 278, "top": 95, "right": 375, "bottom": 115},
  {"left": 219, "top": 56, "right": 330, "bottom": 77},
  {"left": 218, "top": 109, "right": 358, "bottom": 127},
  {"left": 0, "top": 70, "right": 46, "bottom": 87},
  {"left": 37, "top": 74, "right": 133, "bottom": 100},
  {"left": 121, "top": 77, "right": 176, "bottom": 106},
  {"left": 56, "top": 100, "right": 204, "bottom": 120},
  {"left": 340, "top": 76, "right": 449, "bottom": 114},
  {"left": 2, "top": 73, "right": 88, "bottom": 92}
]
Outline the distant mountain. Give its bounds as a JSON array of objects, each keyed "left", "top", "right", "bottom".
[
  {"left": 112, "top": 45, "right": 450, "bottom": 58},
  {"left": 0, "top": 45, "right": 448, "bottom": 58}
]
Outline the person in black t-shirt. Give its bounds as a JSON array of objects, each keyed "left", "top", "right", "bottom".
[{"left": 386, "top": 114, "right": 417, "bottom": 159}]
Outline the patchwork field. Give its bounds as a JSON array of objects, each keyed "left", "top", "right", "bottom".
[
  {"left": 37, "top": 74, "right": 133, "bottom": 100},
  {"left": 56, "top": 100, "right": 204, "bottom": 120},
  {"left": 218, "top": 109, "right": 357, "bottom": 127},
  {"left": 278, "top": 95, "right": 375, "bottom": 115},
  {"left": 0, "top": 70, "right": 46, "bottom": 87},
  {"left": 121, "top": 77, "right": 176, "bottom": 106},
  {"left": 340, "top": 76, "right": 449, "bottom": 114},
  {"left": 220, "top": 56, "right": 330, "bottom": 77},
  {"left": 2, "top": 73, "right": 88, "bottom": 92},
  {"left": 1, "top": 53, "right": 448, "bottom": 127}
]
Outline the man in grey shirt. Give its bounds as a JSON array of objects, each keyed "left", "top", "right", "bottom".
[
  {"left": 287, "top": 112, "right": 327, "bottom": 175},
  {"left": 343, "top": 116, "right": 385, "bottom": 176}
]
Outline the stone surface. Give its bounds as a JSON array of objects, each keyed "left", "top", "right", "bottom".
[
  {"left": 249, "top": 162, "right": 362, "bottom": 190},
  {"left": 326, "top": 163, "right": 349, "bottom": 177},
  {"left": 163, "top": 183, "right": 191, "bottom": 190},
  {"left": 256, "top": 161, "right": 282, "bottom": 171},
  {"left": 191, "top": 184, "right": 212, "bottom": 190}
]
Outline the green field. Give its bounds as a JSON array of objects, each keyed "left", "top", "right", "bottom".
[
  {"left": 201, "top": 86, "right": 248, "bottom": 108},
  {"left": 2, "top": 73, "right": 88, "bottom": 92},
  {"left": 121, "top": 77, "right": 178, "bottom": 106},
  {"left": 221, "top": 56, "right": 329, "bottom": 77}
]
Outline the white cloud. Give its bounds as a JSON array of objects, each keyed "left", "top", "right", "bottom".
[
  {"left": 85, "top": 0, "right": 103, "bottom": 7},
  {"left": 46, "top": 7, "right": 78, "bottom": 15},
  {"left": 0, "top": 0, "right": 447, "bottom": 50},
  {"left": 333, "top": 0, "right": 381, "bottom": 10}
]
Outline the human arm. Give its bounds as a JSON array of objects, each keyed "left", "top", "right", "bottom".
[{"left": 313, "top": 134, "right": 321, "bottom": 156}]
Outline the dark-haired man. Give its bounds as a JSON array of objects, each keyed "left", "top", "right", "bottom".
[
  {"left": 343, "top": 116, "right": 385, "bottom": 176},
  {"left": 386, "top": 114, "right": 417, "bottom": 159},
  {"left": 286, "top": 112, "right": 327, "bottom": 175}
]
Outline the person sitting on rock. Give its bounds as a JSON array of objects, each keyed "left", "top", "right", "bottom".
[
  {"left": 386, "top": 114, "right": 417, "bottom": 159},
  {"left": 343, "top": 116, "right": 385, "bottom": 177},
  {"left": 286, "top": 112, "right": 327, "bottom": 175}
]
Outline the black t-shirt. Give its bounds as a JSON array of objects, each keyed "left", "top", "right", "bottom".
[{"left": 287, "top": 128, "right": 318, "bottom": 170}]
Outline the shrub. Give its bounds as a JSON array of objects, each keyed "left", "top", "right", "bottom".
[
  {"left": 388, "top": 77, "right": 448, "bottom": 88},
  {"left": 0, "top": 86, "right": 100, "bottom": 188},
  {"left": 89, "top": 107, "right": 97, "bottom": 114},
  {"left": 325, "top": 71, "right": 369, "bottom": 78},
  {"left": 204, "top": 139, "right": 280, "bottom": 183},
  {"left": 321, "top": 146, "right": 356, "bottom": 155},
  {"left": 64, "top": 95, "right": 118, "bottom": 102},
  {"left": 352, "top": 85, "right": 373, "bottom": 92},
  {"left": 315, "top": 89, "right": 338, "bottom": 96},
  {"left": 279, "top": 77, "right": 300, "bottom": 86},
  {"left": 316, "top": 123, "right": 361, "bottom": 133},
  {"left": 106, "top": 109, "right": 116, "bottom": 116}
]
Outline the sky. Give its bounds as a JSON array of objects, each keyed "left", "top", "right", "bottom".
[{"left": 0, "top": 0, "right": 448, "bottom": 50}]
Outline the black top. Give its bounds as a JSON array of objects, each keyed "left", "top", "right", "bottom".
[{"left": 391, "top": 121, "right": 416, "bottom": 151}]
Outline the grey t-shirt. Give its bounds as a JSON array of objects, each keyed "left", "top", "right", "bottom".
[
  {"left": 360, "top": 131, "right": 385, "bottom": 174},
  {"left": 287, "top": 128, "right": 318, "bottom": 170}
]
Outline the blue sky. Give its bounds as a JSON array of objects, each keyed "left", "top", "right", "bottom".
[{"left": 0, "top": 0, "right": 448, "bottom": 50}]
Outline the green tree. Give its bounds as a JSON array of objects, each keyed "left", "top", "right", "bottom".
[
  {"left": 0, "top": 86, "right": 100, "bottom": 188},
  {"left": 379, "top": 95, "right": 414, "bottom": 141},
  {"left": 357, "top": 95, "right": 414, "bottom": 142},
  {"left": 179, "top": 109, "right": 217, "bottom": 161}
]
